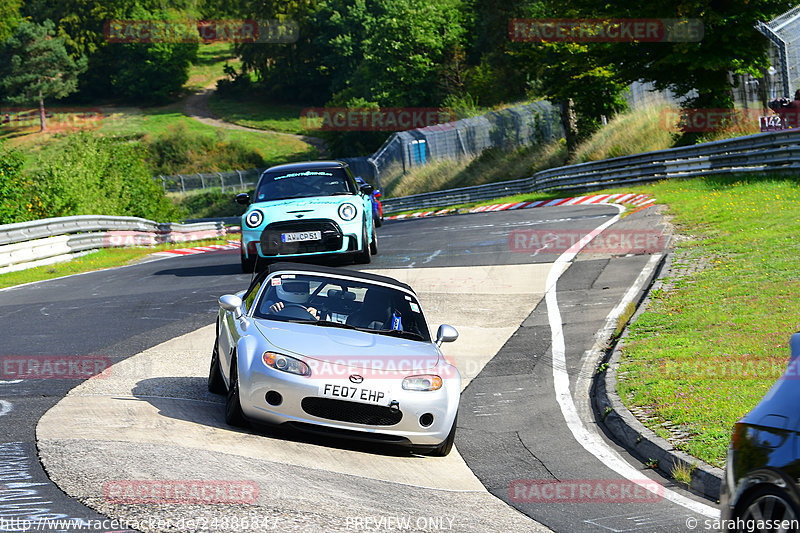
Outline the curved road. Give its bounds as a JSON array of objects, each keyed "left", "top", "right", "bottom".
[{"left": 0, "top": 205, "right": 715, "bottom": 532}]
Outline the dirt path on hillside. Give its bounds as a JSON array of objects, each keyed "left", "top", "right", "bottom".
[{"left": 184, "top": 82, "right": 329, "bottom": 157}]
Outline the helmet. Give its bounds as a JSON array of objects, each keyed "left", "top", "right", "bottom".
[{"left": 276, "top": 280, "right": 310, "bottom": 304}]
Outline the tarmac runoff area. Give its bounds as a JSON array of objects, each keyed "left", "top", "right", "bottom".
[{"left": 37, "top": 263, "right": 555, "bottom": 532}]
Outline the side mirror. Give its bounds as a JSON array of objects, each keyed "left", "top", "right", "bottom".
[
  {"left": 235, "top": 193, "right": 251, "bottom": 205},
  {"left": 219, "top": 294, "right": 244, "bottom": 318},
  {"left": 359, "top": 183, "right": 374, "bottom": 195},
  {"left": 791, "top": 332, "right": 800, "bottom": 361},
  {"left": 435, "top": 324, "right": 459, "bottom": 346}
]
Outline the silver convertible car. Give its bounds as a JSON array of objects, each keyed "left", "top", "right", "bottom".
[{"left": 208, "top": 262, "right": 461, "bottom": 455}]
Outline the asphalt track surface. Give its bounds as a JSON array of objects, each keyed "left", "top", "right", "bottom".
[{"left": 0, "top": 205, "right": 717, "bottom": 532}]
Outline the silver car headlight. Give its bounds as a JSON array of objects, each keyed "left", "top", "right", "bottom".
[
  {"left": 263, "top": 352, "right": 310, "bottom": 376},
  {"left": 402, "top": 374, "right": 442, "bottom": 391},
  {"left": 245, "top": 209, "right": 264, "bottom": 228},
  {"left": 338, "top": 203, "right": 357, "bottom": 221}
]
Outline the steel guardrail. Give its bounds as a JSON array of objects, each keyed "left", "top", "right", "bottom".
[
  {"left": 0, "top": 216, "right": 227, "bottom": 273},
  {"left": 381, "top": 128, "right": 800, "bottom": 213}
]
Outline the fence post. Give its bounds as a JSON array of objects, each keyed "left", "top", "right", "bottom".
[
  {"left": 218, "top": 172, "right": 224, "bottom": 193},
  {"left": 179, "top": 174, "right": 185, "bottom": 194},
  {"left": 159, "top": 175, "right": 166, "bottom": 193},
  {"left": 199, "top": 173, "right": 205, "bottom": 192},
  {"left": 237, "top": 170, "right": 244, "bottom": 190}
]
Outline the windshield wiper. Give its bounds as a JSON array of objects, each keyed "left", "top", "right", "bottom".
[
  {"left": 314, "top": 320, "right": 360, "bottom": 330},
  {"left": 375, "top": 329, "right": 426, "bottom": 341}
]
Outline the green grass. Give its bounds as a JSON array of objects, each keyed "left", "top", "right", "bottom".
[
  {"left": 207, "top": 95, "right": 308, "bottom": 135},
  {"left": 0, "top": 237, "right": 230, "bottom": 290},
  {"left": 185, "top": 42, "right": 239, "bottom": 91},
  {"left": 382, "top": 141, "right": 569, "bottom": 199},
  {"left": 612, "top": 176, "right": 800, "bottom": 467}
]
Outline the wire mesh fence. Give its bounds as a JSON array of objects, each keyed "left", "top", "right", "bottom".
[
  {"left": 153, "top": 100, "right": 563, "bottom": 196},
  {"left": 155, "top": 168, "right": 265, "bottom": 194}
]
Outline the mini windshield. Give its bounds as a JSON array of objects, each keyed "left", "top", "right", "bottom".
[
  {"left": 255, "top": 168, "right": 355, "bottom": 202},
  {"left": 253, "top": 273, "right": 431, "bottom": 342}
]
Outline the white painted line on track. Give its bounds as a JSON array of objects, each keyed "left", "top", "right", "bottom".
[
  {"left": 0, "top": 400, "right": 12, "bottom": 417},
  {"left": 545, "top": 205, "right": 720, "bottom": 519}
]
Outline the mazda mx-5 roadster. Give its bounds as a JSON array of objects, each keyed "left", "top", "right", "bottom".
[{"left": 208, "top": 262, "right": 461, "bottom": 455}]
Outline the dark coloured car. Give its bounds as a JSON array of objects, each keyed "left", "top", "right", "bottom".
[{"left": 720, "top": 333, "right": 800, "bottom": 531}]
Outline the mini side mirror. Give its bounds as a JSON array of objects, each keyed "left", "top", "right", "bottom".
[
  {"left": 435, "top": 324, "right": 459, "bottom": 346},
  {"left": 360, "top": 183, "right": 374, "bottom": 195},
  {"left": 235, "top": 193, "right": 251, "bottom": 205}
]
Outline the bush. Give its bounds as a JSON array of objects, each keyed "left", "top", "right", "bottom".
[
  {"left": 145, "top": 123, "right": 266, "bottom": 175},
  {"left": 174, "top": 189, "right": 249, "bottom": 220},
  {"left": 0, "top": 142, "right": 28, "bottom": 224},
  {"left": 29, "top": 132, "right": 183, "bottom": 221}
]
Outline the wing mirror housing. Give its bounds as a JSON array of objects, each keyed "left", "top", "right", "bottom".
[
  {"left": 791, "top": 332, "right": 800, "bottom": 361},
  {"left": 435, "top": 324, "right": 459, "bottom": 346},
  {"left": 235, "top": 193, "right": 251, "bottom": 205},
  {"left": 219, "top": 294, "right": 244, "bottom": 318},
  {"left": 359, "top": 183, "right": 374, "bottom": 195}
]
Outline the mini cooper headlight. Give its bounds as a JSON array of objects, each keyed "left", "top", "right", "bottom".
[
  {"left": 263, "top": 352, "right": 311, "bottom": 376},
  {"left": 402, "top": 374, "right": 442, "bottom": 391},
  {"left": 338, "top": 203, "right": 357, "bottom": 221},
  {"left": 245, "top": 209, "right": 264, "bottom": 228}
]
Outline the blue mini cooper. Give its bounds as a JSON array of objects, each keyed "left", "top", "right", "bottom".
[{"left": 236, "top": 161, "right": 378, "bottom": 272}]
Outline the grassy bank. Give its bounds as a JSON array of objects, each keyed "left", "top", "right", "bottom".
[
  {"left": 207, "top": 96, "right": 308, "bottom": 135},
  {"left": 613, "top": 176, "right": 800, "bottom": 467}
]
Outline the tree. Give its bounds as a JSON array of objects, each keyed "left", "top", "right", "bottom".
[
  {"left": 0, "top": 20, "right": 87, "bottom": 132},
  {"left": 0, "top": 0, "right": 23, "bottom": 42},
  {"left": 544, "top": 0, "right": 794, "bottom": 134}
]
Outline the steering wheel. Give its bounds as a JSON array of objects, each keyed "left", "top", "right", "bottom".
[{"left": 273, "top": 303, "right": 318, "bottom": 320}]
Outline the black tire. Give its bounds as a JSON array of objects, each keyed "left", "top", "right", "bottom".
[
  {"left": 208, "top": 334, "right": 226, "bottom": 394},
  {"left": 735, "top": 486, "right": 800, "bottom": 532},
  {"left": 241, "top": 249, "right": 255, "bottom": 273},
  {"left": 369, "top": 227, "right": 378, "bottom": 255},
  {"left": 225, "top": 357, "right": 248, "bottom": 427},
  {"left": 355, "top": 223, "right": 372, "bottom": 264},
  {"left": 430, "top": 412, "right": 458, "bottom": 457}
]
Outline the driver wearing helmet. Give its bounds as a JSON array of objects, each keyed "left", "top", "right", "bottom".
[{"left": 268, "top": 280, "right": 323, "bottom": 320}]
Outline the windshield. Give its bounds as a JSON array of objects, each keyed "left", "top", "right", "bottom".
[
  {"left": 253, "top": 273, "right": 431, "bottom": 342},
  {"left": 254, "top": 168, "right": 355, "bottom": 202}
]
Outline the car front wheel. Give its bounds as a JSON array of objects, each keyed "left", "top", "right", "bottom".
[
  {"left": 430, "top": 413, "right": 458, "bottom": 457},
  {"left": 355, "top": 224, "right": 372, "bottom": 264},
  {"left": 225, "top": 357, "right": 248, "bottom": 427},
  {"left": 208, "top": 335, "right": 226, "bottom": 394},
  {"left": 735, "top": 486, "right": 800, "bottom": 532}
]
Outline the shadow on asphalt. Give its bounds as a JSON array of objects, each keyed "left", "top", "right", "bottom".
[{"left": 131, "top": 376, "right": 425, "bottom": 459}]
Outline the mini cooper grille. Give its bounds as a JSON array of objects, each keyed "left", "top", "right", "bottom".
[
  {"left": 260, "top": 219, "right": 343, "bottom": 255},
  {"left": 301, "top": 397, "right": 403, "bottom": 426}
]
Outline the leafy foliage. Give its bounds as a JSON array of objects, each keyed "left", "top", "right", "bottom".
[
  {"left": 28, "top": 133, "right": 183, "bottom": 221},
  {"left": 145, "top": 123, "right": 266, "bottom": 174},
  {"left": 0, "top": 142, "right": 27, "bottom": 224}
]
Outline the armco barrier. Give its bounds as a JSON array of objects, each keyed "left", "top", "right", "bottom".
[
  {"left": 381, "top": 128, "right": 800, "bottom": 214},
  {"left": 0, "top": 216, "right": 226, "bottom": 274}
]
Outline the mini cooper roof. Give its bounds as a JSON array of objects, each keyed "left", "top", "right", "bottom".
[
  {"left": 248, "top": 262, "right": 417, "bottom": 295},
  {"left": 262, "top": 160, "right": 349, "bottom": 173}
]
